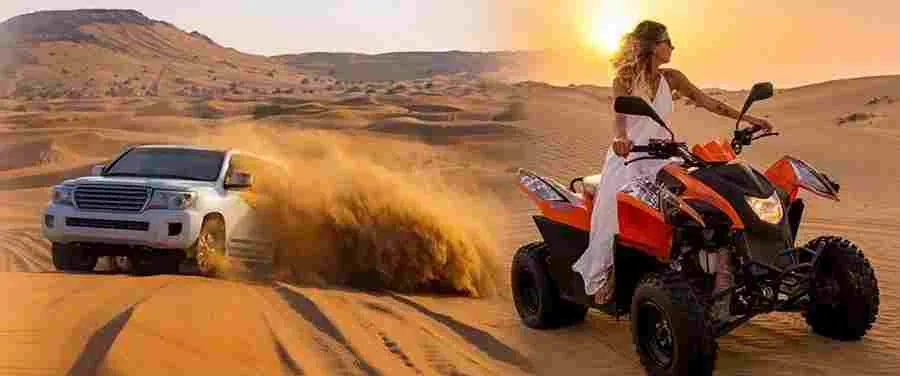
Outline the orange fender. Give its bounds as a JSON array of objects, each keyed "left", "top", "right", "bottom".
[
  {"left": 617, "top": 192, "right": 673, "bottom": 261},
  {"left": 692, "top": 139, "right": 737, "bottom": 163}
]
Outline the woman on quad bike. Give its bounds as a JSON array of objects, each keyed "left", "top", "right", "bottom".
[{"left": 574, "top": 20, "right": 776, "bottom": 305}]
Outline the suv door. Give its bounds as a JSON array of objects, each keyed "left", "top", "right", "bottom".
[{"left": 222, "top": 154, "right": 278, "bottom": 265}]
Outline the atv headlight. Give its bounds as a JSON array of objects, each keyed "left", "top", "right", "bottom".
[
  {"left": 520, "top": 173, "right": 565, "bottom": 202},
  {"left": 51, "top": 185, "right": 75, "bottom": 206},
  {"left": 147, "top": 190, "right": 197, "bottom": 210},
  {"left": 746, "top": 193, "right": 783, "bottom": 224}
]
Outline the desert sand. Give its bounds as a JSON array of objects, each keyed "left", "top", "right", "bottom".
[
  {"left": 2, "top": 74, "right": 899, "bottom": 376},
  {"left": 2, "top": 9, "right": 899, "bottom": 376}
]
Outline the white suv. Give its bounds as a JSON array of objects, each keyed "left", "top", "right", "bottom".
[{"left": 42, "top": 145, "right": 279, "bottom": 275}]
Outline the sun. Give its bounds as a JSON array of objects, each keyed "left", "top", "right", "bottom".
[
  {"left": 591, "top": 22, "right": 631, "bottom": 52},
  {"left": 587, "top": 3, "right": 639, "bottom": 53}
]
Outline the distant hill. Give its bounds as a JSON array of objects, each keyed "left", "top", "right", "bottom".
[
  {"left": 0, "top": 8, "right": 608, "bottom": 100},
  {"left": 0, "top": 9, "right": 309, "bottom": 99},
  {"left": 0, "top": 9, "right": 159, "bottom": 44},
  {"left": 273, "top": 51, "right": 533, "bottom": 82},
  {"left": 273, "top": 49, "right": 609, "bottom": 84}
]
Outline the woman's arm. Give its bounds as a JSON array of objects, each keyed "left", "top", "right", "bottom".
[
  {"left": 611, "top": 78, "right": 633, "bottom": 157},
  {"left": 664, "top": 69, "right": 774, "bottom": 131},
  {"left": 612, "top": 77, "right": 629, "bottom": 139}
]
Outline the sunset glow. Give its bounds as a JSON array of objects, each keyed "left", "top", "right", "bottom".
[
  {"left": 2, "top": 1, "right": 898, "bottom": 88},
  {"left": 587, "top": 1, "right": 638, "bottom": 53}
]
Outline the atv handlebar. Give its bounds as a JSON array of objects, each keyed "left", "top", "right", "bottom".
[
  {"left": 732, "top": 125, "right": 779, "bottom": 154},
  {"left": 625, "top": 139, "right": 696, "bottom": 166},
  {"left": 625, "top": 126, "right": 780, "bottom": 166}
]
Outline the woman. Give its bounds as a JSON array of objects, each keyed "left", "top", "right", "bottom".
[{"left": 572, "top": 20, "right": 775, "bottom": 304}]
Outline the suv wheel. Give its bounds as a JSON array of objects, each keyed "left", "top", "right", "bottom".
[
  {"left": 130, "top": 252, "right": 182, "bottom": 276},
  {"left": 193, "top": 217, "right": 227, "bottom": 277},
  {"left": 51, "top": 243, "right": 98, "bottom": 272}
]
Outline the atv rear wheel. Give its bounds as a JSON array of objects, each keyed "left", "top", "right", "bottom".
[
  {"left": 631, "top": 274, "right": 717, "bottom": 376},
  {"left": 805, "top": 236, "right": 879, "bottom": 340},
  {"left": 511, "top": 241, "right": 588, "bottom": 329}
]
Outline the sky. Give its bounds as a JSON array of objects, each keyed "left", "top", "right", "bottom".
[{"left": 2, "top": 0, "right": 899, "bottom": 88}]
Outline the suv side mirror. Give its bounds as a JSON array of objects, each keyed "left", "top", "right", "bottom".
[
  {"left": 91, "top": 165, "right": 105, "bottom": 176},
  {"left": 225, "top": 171, "right": 254, "bottom": 189}
]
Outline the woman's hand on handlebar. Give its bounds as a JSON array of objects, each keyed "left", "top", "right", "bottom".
[
  {"left": 745, "top": 116, "right": 775, "bottom": 133},
  {"left": 613, "top": 137, "right": 633, "bottom": 157}
]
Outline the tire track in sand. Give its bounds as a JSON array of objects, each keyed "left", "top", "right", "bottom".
[
  {"left": 64, "top": 280, "right": 171, "bottom": 376},
  {"left": 93, "top": 277, "right": 296, "bottom": 375},
  {"left": 0, "top": 229, "right": 51, "bottom": 272},
  {"left": 388, "top": 294, "right": 533, "bottom": 374},
  {"left": 249, "top": 283, "right": 381, "bottom": 375},
  {"left": 273, "top": 285, "right": 381, "bottom": 376},
  {"left": 66, "top": 306, "right": 136, "bottom": 376},
  {"left": 308, "top": 293, "right": 425, "bottom": 375},
  {"left": 272, "top": 282, "right": 531, "bottom": 375},
  {"left": 331, "top": 293, "right": 461, "bottom": 376},
  {"left": 0, "top": 274, "right": 170, "bottom": 376},
  {"left": 243, "top": 285, "right": 307, "bottom": 376}
]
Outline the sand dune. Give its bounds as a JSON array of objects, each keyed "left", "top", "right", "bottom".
[
  {"left": 0, "top": 139, "right": 69, "bottom": 171},
  {"left": 401, "top": 104, "right": 464, "bottom": 113},
  {"left": 1, "top": 9, "right": 898, "bottom": 375},
  {"left": 334, "top": 96, "right": 381, "bottom": 107},
  {"left": 0, "top": 74, "right": 898, "bottom": 376},
  {"left": 134, "top": 100, "right": 184, "bottom": 117},
  {"left": 0, "top": 130, "right": 133, "bottom": 173},
  {"left": 366, "top": 117, "right": 522, "bottom": 144}
]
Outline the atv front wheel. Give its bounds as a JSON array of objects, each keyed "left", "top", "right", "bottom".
[
  {"left": 805, "top": 236, "right": 879, "bottom": 340},
  {"left": 631, "top": 274, "right": 717, "bottom": 376},
  {"left": 511, "top": 241, "right": 588, "bottom": 329}
]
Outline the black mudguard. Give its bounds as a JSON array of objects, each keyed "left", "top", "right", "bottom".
[{"left": 533, "top": 215, "right": 662, "bottom": 315}]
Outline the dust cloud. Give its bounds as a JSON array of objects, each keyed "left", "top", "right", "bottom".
[{"left": 195, "top": 124, "right": 505, "bottom": 297}]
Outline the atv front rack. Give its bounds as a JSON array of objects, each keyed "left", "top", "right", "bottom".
[{"left": 709, "top": 246, "right": 818, "bottom": 337}]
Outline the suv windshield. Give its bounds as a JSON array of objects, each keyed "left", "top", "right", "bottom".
[{"left": 104, "top": 148, "right": 225, "bottom": 181}]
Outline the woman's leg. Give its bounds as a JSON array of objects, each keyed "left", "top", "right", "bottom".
[
  {"left": 573, "top": 151, "right": 625, "bottom": 302},
  {"left": 572, "top": 178, "right": 619, "bottom": 299}
]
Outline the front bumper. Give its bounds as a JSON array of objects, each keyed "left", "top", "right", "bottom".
[{"left": 42, "top": 204, "right": 204, "bottom": 251}]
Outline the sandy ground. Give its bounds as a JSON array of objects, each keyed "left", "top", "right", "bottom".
[{"left": 1, "top": 76, "right": 898, "bottom": 375}]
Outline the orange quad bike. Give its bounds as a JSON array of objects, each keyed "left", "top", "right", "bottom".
[{"left": 511, "top": 82, "right": 880, "bottom": 376}]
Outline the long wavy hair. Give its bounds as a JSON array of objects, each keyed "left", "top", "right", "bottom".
[{"left": 610, "top": 20, "right": 669, "bottom": 101}]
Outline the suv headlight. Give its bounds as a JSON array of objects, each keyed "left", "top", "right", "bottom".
[
  {"left": 148, "top": 190, "right": 197, "bottom": 210},
  {"left": 51, "top": 186, "right": 75, "bottom": 206},
  {"left": 746, "top": 193, "right": 783, "bottom": 224}
]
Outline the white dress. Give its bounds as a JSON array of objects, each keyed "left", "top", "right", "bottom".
[{"left": 573, "top": 74, "right": 675, "bottom": 296}]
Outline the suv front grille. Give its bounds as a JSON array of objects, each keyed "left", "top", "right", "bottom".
[
  {"left": 74, "top": 184, "right": 150, "bottom": 213},
  {"left": 66, "top": 217, "right": 150, "bottom": 231}
]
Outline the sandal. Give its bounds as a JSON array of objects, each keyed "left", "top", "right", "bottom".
[{"left": 593, "top": 267, "right": 616, "bottom": 305}]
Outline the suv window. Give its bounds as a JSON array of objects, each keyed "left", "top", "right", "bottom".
[{"left": 105, "top": 148, "right": 225, "bottom": 181}]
